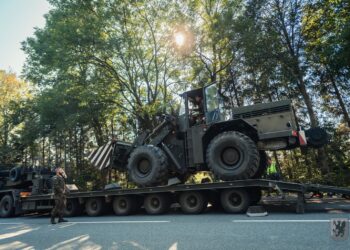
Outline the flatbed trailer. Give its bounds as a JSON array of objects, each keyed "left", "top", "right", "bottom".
[{"left": 1, "top": 179, "right": 350, "bottom": 218}]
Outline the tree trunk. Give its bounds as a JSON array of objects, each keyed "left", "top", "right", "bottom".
[
  {"left": 92, "top": 116, "right": 104, "bottom": 146},
  {"left": 297, "top": 75, "right": 329, "bottom": 174},
  {"left": 42, "top": 137, "right": 45, "bottom": 166},
  {"left": 297, "top": 76, "right": 318, "bottom": 127},
  {"left": 228, "top": 70, "right": 241, "bottom": 107},
  {"left": 330, "top": 75, "right": 350, "bottom": 127}
]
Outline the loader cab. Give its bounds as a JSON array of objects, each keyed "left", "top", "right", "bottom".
[{"left": 178, "top": 84, "right": 222, "bottom": 132}]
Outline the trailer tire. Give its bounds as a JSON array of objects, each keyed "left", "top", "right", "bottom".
[
  {"left": 179, "top": 191, "right": 208, "bottom": 214},
  {"left": 127, "top": 145, "right": 168, "bottom": 186},
  {"left": 206, "top": 131, "right": 259, "bottom": 180},
  {"left": 85, "top": 198, "right": 105, "bottom": 216},
  {"left": 220, "top": 189, "right": 250, "bottom": 213},
  {"left": 0, "top": 195, "right": 14, "bottom": 218},
  {"left": 252, "top": 151, "right": 268, "bottom": 179},
  {"left": 64, "top": 199, "right": 82, "bottom": 217},
  {"left": 113, "top": 196, "right": 138, "bottom": 215},
  {"left": 9, "top": 167, "right": 21, "bottom": 182},
  {"left": 144, "top": 193, "right": 170, "bottom": 215}
]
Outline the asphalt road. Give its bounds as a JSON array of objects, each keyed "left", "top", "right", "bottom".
[{"left": 0, "top": 198, "right": 350, "bottom": 250}]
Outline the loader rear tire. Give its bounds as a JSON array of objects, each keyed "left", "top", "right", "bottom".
[
  {"left": 206, "top": 131, "right": 259, "bottom": 180},
  {"left": 127, "top": 145, "right": 168, "bottom": 187}
]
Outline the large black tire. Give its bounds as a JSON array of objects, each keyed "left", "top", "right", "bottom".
[
  {"left": 0, "top": 195, "right": 15, "bottom": 218},
  {"left": 9, "top": 167, "right": 21, "bottom": 182},
  {"left": 144, "top": 193, "right": 171, "bottom": 215},
  {"left": 179, "top": 191, "right": 208, "bottom": 214},
  {"left": 127, "top": 145, "right": 168, "bottom": 186},
  {"left": 85, "top": 198, "right": 105, "bottom": 216},
  {"left": 64, "top": 199, "right": 83, "bottom": 217},
  {"left": 252, "top": 151, "right": 268, "bottom": 179},
  {"left": 220, "top": 189, "right": 250, "bottom": 213},
  {"left": 113, "top": 196, "right": 138, "bottom": 216},
  {"left": 206, "top": 131, "right": 260, "bottom": 180}
]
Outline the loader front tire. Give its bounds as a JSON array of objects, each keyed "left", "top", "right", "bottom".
[{"left": 127, "top": 145, "right": 168, "bottom": 187}]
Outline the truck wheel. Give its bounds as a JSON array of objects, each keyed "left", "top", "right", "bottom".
[
  {"left": 179, "top": 191, "right": 208, "bottom": 214},
  {"left": 85, "top": 198, "right": 105, "bottom": 216},
  {"left": 206, "top": 131, "right": 259, "bottom": 180},
  {"left": 0, "top": 195, "right": 15, "bottom": 218},
  {"left": 144, "top": 193, "right": 170, "bottom": 215},
  {"left": 9, "top": 167, "right": 21, "bottom": 182},
  {"left": 64, "top": 199, "right": 82, "bottom": 217},
  {"left": 252, "top": 151, "right": 268, "bottom": 179},
  {"left": 220, "top": 189, "right": 250, "bottom": 213},
  {"left": 127, "top": 145, "right": 168, "bottom": 186},
  {"left": 113, "top": 196, "right": 138, "bottom": 215},
  {"left": 249, "top": 188, "right": 262, "bottom": 205}
]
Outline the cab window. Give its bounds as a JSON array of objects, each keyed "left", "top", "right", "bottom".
[{"left": 205, "top": 84, "right": 219, "bottom": 112}]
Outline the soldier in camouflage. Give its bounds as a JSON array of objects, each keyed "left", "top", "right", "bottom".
[{"left": 51, "top": 167, "right": 68, "bottom": 224}]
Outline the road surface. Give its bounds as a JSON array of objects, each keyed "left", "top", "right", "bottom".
[{"left": 0, "top": 197, "right": 349, "bottom": 250}]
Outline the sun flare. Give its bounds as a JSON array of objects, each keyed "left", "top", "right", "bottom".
[{"left": 174, "top": 32, "right": 185, "bottom": 47}]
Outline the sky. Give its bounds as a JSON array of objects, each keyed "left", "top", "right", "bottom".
[{"left": 0, "top": 0, "right": 51, "bottom": 77}]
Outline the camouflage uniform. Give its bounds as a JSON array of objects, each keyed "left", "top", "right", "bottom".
[{"left": 51, "top": 175, "right": 67, "bottom": 219}]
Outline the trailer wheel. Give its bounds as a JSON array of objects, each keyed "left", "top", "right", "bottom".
[
  {"left": 127, "top": 145, "right": 168, "bottom": 186},
  {"left": 206, "top": 131, "right": 259, "bottom": 180},
  {"left": 220, "top": 189, "right": 250, "bottom": 213},
  {"left": 249, "top": 188, "right": 262, "bottom": 205},
  {"left": 179, "top": 191, "right": 208, "bottom": 214},
  {"left": 85, "top": 198, "right": 105, "bottom": 216},
  {"left": 252, "top": 151, "right": 268, "bottom": 179},
  {"left": 113, "top": 196, "right": 138, "bottom": 215},
  {"left": 64, "top": 199, "right": 82, "bottom": 217},
  {"left": 0, "top": 195, "right": 15, "bottom": 218},
  {"left": 144, "top": 193, "right": 170, "bottom": 215},
  {"left": 9, "top": 167, "right": 21, "bottom": 182}
]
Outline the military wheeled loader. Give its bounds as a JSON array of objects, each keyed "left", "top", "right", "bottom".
[{"left": 109, "top": 84, "right": 328, "bottom": 186}]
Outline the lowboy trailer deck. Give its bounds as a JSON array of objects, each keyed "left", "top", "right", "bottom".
[{"left": 2, "top": 179, "right": 350, "bottom": 218}]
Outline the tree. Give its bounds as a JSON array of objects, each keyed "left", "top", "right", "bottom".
[
  {"left": 23, "top": 0, "right": 182, "bottom": 131},
  {"left": 0, "top": 70, "right": 31, "bottom": 164},
  {"left": 303, "top": 0, "right": 350, "bottom": 127}
]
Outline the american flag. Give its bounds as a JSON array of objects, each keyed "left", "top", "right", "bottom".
[{"left": 87, "top": 141, "right": 114, "bottom": 170}]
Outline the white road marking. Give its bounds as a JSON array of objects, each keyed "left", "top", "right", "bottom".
[
  {"left": 70, "top": 220, "right": 170, "bottom": 224},
  {"left": 0, "top": 223, "right": 24, "bottom": 225},
  {"left": 233, "top": 219, "right": 350, "bottom": 223},
  {"left": 1, "top": 220, "right": 170, "bottom": 226},
  {"left": 0, "top": 220, "right": 170, "bottom": 225}
]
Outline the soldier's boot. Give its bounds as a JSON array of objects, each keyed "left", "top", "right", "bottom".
[
  {"left": 58, "top": 216, "right": 68, "bottom": 223},
  {"left": 51, "top": 215, "right": 56, "bottom": 224}
]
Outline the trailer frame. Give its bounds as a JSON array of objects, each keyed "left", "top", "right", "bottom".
[{"left": 1, "top": 179, "right": 347, "bottom": 217}]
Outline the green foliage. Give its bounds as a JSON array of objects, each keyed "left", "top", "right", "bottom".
[{"left": 0, "top": 0, "right": 348, "bottom": 188}]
